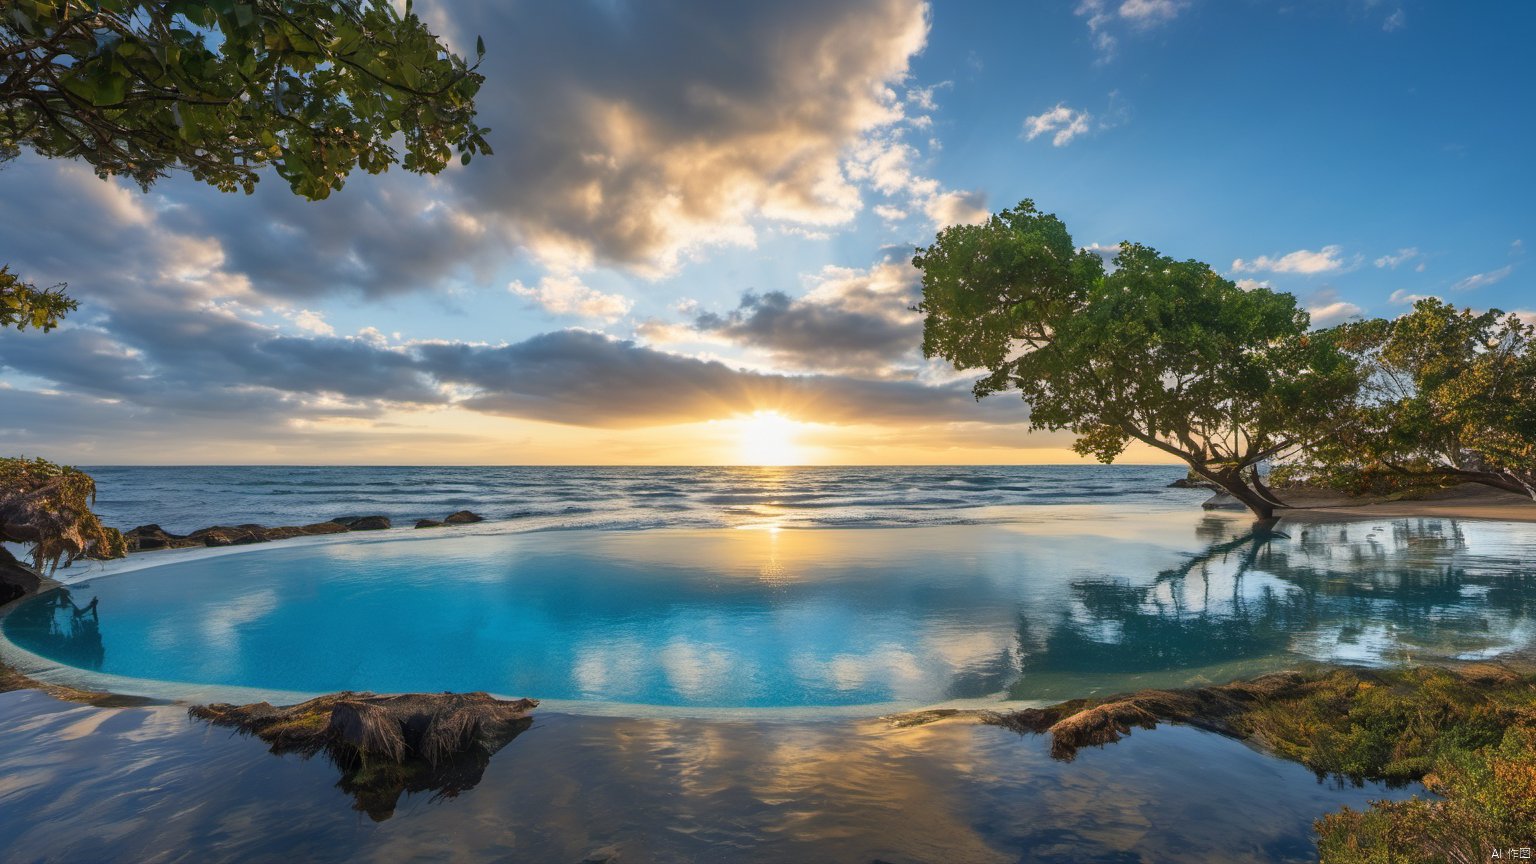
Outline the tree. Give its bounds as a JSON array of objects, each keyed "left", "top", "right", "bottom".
[
  {"left": 1, "top": 265, "right": 74, "bottom": 331},
  {"left": 2, "top": 0, "right": 489, "bottom": 328},
  {"left": 912, "top": 200, "right": 1361, "bottom": 519},
  {"left": 1297, "top": 298, "right": 1536, "bottom": 499},
  {"left": 0, "top": 456, "right": 126, "bottom": 572},
  {"left": 1, "top": 0, "right": 489, "bottom": 200}
]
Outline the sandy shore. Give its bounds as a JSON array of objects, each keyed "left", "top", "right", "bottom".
[{"left": 1275, "top": 482, "right": 1536, "bottom": 524}]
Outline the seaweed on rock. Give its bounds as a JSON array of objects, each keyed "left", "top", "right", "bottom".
[{"left": 191, "top": 691, "right": 538, "bottom": 820}]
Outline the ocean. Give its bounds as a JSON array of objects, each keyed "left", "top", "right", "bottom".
[{"left": 82, "top": 464, "right": 1201, "bottom": 535}]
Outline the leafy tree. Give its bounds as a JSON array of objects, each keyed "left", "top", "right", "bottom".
[
  {"left": 1, "top": 0, "right": 489, "bottom": 327},
  {"left": 1, "top": 0, "right": 489, "bottom": 200},
  {"left": 0, "top": 265, "right": 74, "bottom": 331},
  {"left": 1296, "top": 298, "right": 1536, "bottom": 499},
  {"left": 913, "top": 200, "right": 1361, "bottom": 519},
  {"left": 0, "top": 456, "right": 126, "bottom": 571}
]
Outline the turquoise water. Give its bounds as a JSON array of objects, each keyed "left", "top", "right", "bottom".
[{"left": 6, "top": 511, "right": 1533, "bottom": 710}]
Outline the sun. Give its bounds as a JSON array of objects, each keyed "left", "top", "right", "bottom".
[{"left": 735, "top": 411, "right": 804, "bottom": 466}]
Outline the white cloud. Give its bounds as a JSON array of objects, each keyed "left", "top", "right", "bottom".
[
  {"left": 1119, "top": 0, "right": 1186, "bottom": 23},
  {"left": 923, "top": 189, "right": 990, "bottom": 228},
  {"left": 1305, "top": 288, "right": 1363, "bottom": 327},
  {"left": 1234, "top": 278, "right": 1272, "bottom": 292},
  {"left": 1232, "top": 245, "right": 1347, "bottom": 275},
  {"left": 1076, "top": 0, "right": 1189, "bottom": 62},
  {"left": 1388, "top": 289, "right": 1434, "bottom": 305},
  {"left": 873, "top": 204, "right": 908, "bottom": 222},
  {"left": 1023, "top": 103, "right": 1093, "bottom": 147},
  {"left": 282, "top": 309, "right": 337, "bottom": 337},
  {"left": 1382, "top": 9, "right": 1405, "bottom": 31},
  {"left": 1374, "top": 247, "right": 1420, "bottom": 269},
  {"left": 1452, "top": 265, "right": 1513, "bottom": 292},
  {"left": 509, "top": 274, "right": 635, "bottom": 322}
]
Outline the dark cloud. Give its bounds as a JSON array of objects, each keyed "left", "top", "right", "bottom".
[{"left": 679, "top": 258, "right": 923, "bottom": 375}]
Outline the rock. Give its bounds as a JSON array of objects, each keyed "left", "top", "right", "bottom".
[
  {"left": 443, "top": 510, "right": 485, "bottom": 525},
  {"left": 1168, "top": 477, "right": 1220, "bottom": 490},
  {"left": 190, "top": 691, "right": 537, "bottom": 821},
  {"left": 414, "top": 519, "right": 443, "bottom": 529},
  {"left": 0, "top": 547, "right": 40, "bottom": 607},
  {"left": 123, "top": 524, "right": 201, "bottom": 552},
  {"left": 346, "top": 516, "right": 391, "bottom": 531},
  {"left": 187, "top": 525, "right": 270, "bottom": 547},
  {"left": 1201, "top": 492, "right": 1249, "bottom": 511},
  {"left": 263, "top": 522, "right": 351, "bottom": 541}
]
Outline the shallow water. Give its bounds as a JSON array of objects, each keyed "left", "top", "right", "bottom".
[
  {"left": 6, "top": 511, "right": 1532, "bottom": 710},
  {"left": 0, "top": 689, "right": 1422, "bottom": 863}
]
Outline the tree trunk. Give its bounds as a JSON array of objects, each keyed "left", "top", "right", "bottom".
[{"left": 1188, "top": 463, "right": 1275, "bottom": 520}]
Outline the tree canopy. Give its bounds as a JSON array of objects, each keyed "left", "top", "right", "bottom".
[
  {"left": 0, "top": 265, "right": 74, "bottom": 331},
  {"left": 1, "top": 0, "right": 489, "bottom": 200},
  {"left": 1293, "top": 298, "right": 1536, "bottom": 499},
  {"left": 0, "top": 456, "right": 126, "bottom": 572},
  {"left": 913, "top": 200, "right": 1361, "bottom": 518}
]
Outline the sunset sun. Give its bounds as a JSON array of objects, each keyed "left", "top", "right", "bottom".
[{"left": 735, "top": 411, "right": 804, "bottom": 466}]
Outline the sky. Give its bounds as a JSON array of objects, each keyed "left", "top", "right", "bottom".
[{"left": 1, "top": 0, "right": 1532, "bottom": 465}]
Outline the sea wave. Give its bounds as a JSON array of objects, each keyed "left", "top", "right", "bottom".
[{"left": 80, "top": 465, "right": 1203, "bottom": 535}]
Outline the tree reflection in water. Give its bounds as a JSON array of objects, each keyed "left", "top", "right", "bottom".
[
  {"left": 1010, "top": 517, "right": 1535, "bottom": 700},
  {"left": 4, "top": 588, "right": 104, "bottom": 670}
]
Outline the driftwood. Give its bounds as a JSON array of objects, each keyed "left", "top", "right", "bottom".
[{"left": 191, "top": 691, "right": 537, "bottom": 820}]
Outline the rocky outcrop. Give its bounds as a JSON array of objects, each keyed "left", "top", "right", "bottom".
[
  {"left": 1168, "top": 477, "right": 1221, "bottom": 490},
  {"left": 331, "top": 515, "right": 391, "bottom": 531},
  {"left": 443, "top": 510, "right": 484, "bottom": 524},
  {"left": 122, "top": 524, "right": 203, "bottom": 551},
  {"left": 118, "top": 519, "right": 373, "bottom": 554},
  {"left": 261, "top": 522, "right": 351, "bottom": 541},
  {"left": 191, "top": 691, "right": 538, "bottom": 821},
  {"left": 414, "top": 519, "right": 443, "bottom": 529}
]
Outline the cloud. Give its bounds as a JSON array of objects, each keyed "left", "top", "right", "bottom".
[
  {"left": 1076, "top": 0, "right": 1190, "bottom": 62},
  {"left": 1382, "top": 9, "right": 1406, "bottom": 31},
  {"left": 1234, "top": 278, "right": 1272, "bottom": 292},
  {"left": 923, "top": 189, "right": 990, "bottom": 228},
  {"left": 1022, "top": 104, "right": 1093, "bottom": 147},
  {"left": 1452, "top": 265, "right": 1513, "bottom": 292},
  {"left": 1232, "top": 245, "right": 1347, "bottom": 275},
  {"left": 1304, "top": 288, "right": 1364, "bottom": 327},
  {"left": 509, "top": 274, "right": 634, "bottom": 323},
  {"left": 1373, "top": 247, "right": 1420, "bottom": 269},
  {"left": 1388, "top": 289, "right": 1434, "bottom": 305},
  {"left": 438, "top": 0, "right": 934, "bottom": 275},
  {"left": 681, "top": 258, "right": 923, "bottom": 375},
  {"left": 2, "top": 0, "right": 944, "bottom": 300}
]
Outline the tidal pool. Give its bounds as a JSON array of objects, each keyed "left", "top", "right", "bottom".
[{"left": 3, "top": 510, "right": 1533, "bottom": 711}]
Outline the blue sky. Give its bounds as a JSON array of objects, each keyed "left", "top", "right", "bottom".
[{"left": 0, "top": 0, "right": 1531, "bottom": 464}]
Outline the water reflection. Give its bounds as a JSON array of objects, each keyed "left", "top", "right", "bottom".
[
  {"left": 1011, "top": 517, "right": 1536, "bottom": 700},
  {"left": 0, "top": 689, "right": 1420, "bottom": 862},
  {"left": 3, "top": 588, "right": 104, "bottom": 670},
  {"left": 232, "top": 711, "right": 535, "bottom": 822},
  {"left": 3, "top": 515, "right": 1532, "bottom": 708}
]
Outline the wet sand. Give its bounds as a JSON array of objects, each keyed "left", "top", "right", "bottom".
[{"left": 1279, "top": 483, "right": 1536, "bottom": 524}]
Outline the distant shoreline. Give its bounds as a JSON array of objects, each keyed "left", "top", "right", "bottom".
[{"left": 1275, "top": 483, "right": 1536, "bottom": 525}]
